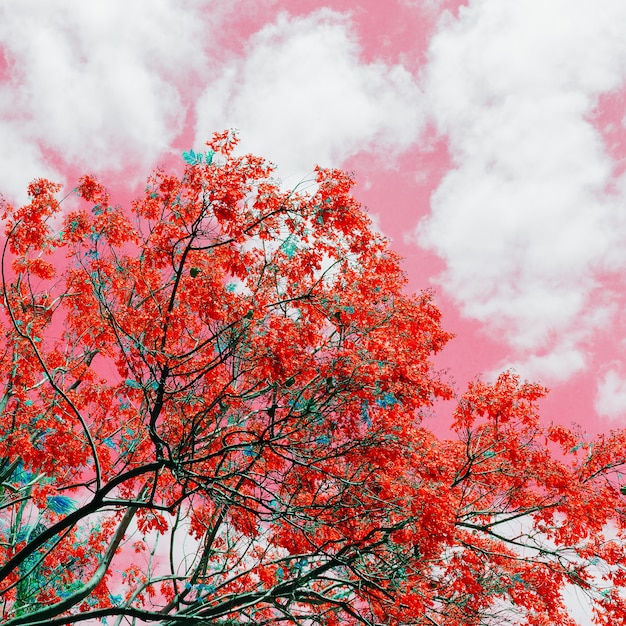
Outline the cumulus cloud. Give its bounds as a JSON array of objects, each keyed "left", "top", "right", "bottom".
[
  {"left": 0, "top": 0, "right": 209, "bottom": 200},
  {"left": 492, "top": 341, "right": 587, "bottom": 385},
  {"left": 596, "top": 365, "right": 626, "bottom": 421},
  {"left": 0, "top": 4, "right": 427, "bottom": 201},
  {"left": 0, "top": 122, "right": 61, "bottom": 203},
  {"left": 418, "top": 0, "right": 626, "bottom": 381},
  {"left": 194, "top": 9, "right": 424, "bottom": 182}
]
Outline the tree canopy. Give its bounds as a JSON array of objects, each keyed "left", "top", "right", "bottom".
[{"left": 2, "top": 131, "right": 626, "bottom": 625}]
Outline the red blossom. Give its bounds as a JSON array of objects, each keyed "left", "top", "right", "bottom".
[{"left": 0, "top": 136, "right": 625, "bottom": 626}]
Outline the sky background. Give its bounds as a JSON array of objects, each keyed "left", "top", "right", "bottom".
[{"left": 2, "top": 0, "right": 626, "bottom": 441}]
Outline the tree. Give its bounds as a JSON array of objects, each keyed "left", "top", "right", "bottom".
[{"left": 1, "top": 131, "right": 626, "bottom": 626}]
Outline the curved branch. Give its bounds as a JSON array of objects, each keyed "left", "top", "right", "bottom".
[
  {"left": 5, "top": 501, "right": 140, "bottom": 626},
  {"left": 0, "top": 462, "right": 162, "bottom": 585},
  {"left": 1, "top": 227, "right": 103, "bottom": 490}
]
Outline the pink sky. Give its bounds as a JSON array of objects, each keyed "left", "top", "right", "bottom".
[
  {"left": 4, "top": 1, "right": 626, "bottom": 430},
  {"left": 4, "top": 2, "right": 626, "bottom": 621}
]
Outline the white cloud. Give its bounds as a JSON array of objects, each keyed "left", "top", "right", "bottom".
[
  {"left": 418, "top": 0, "right": 626, "bottom": 381},
  {"left": 0, "top": 4, "right": 426, "bottom": 202},
  {"left": 194, "top": 9, "right": 424, "bottom": 182},
  {"left": 492, "top": 343, "right": 587, "bottom": 385},
  {"left": 0, "top": 0, "right": 209, "bottom": 201},
  {"left": 399, "top": 0, "right": 447, "bottom": 12},
  {"left": 0, "top": 122, "right": 62, "bottom": 203},
  {"left": 596, "top": 365, "right": 626, "bottom": 421}
]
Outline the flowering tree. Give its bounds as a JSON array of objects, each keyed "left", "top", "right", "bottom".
[{"left": 1, "top": 132, "right": 626, "bottom": 625}]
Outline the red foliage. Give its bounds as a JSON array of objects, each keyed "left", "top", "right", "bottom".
[{"left": 1, "top": 132, "right": 626, "bottom": 625}]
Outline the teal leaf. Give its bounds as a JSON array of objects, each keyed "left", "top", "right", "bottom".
[
  {"left": 182, "top": 149, "right": 197, "bottom": 164},
  {"left": 183, "top": 149, "right": 210, "bottom": 165},
  {"left": 47, "top": 495, "right": 78, "bottom": 515},
  {"left": 376, "top": 392, "right": 397, "bottom": 409},
  {"left": 16, "top": 524, "right": 38, "bottom": 542},
  {"left": 13, "top": 464, "right": 34, "bottom": 484},
  {"left": 281, "top": 237, "right": 297, "bottom": 258}
]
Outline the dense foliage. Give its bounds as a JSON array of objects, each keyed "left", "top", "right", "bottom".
[{"left": 2, "top": 132, "right": 626, "bottom": 625}]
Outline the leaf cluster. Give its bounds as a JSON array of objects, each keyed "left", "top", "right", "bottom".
[{"left": 0, "top": 132, "right": 626, "bottom": 625}]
